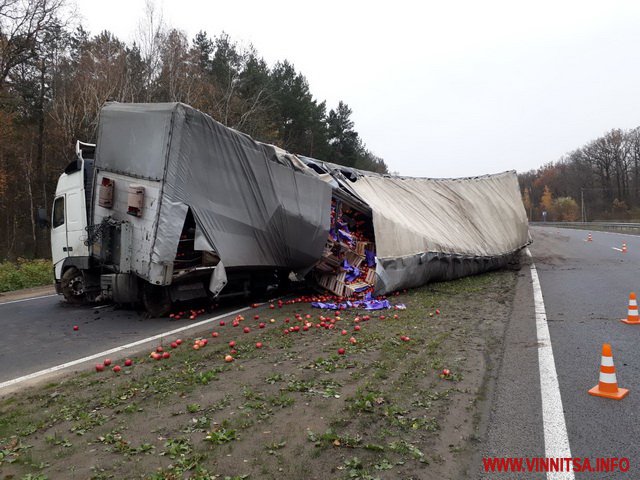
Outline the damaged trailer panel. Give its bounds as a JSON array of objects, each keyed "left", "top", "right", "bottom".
[{"left": 93, "top": 103, "right": 332, "bottom": 289}]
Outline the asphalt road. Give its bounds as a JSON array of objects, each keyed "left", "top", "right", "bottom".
[
  {"left": 529, "top": 226, "right": 640, "bottom": 478},
  {"left": 0, "top": 295, "right": 247, "bottom": 386}
]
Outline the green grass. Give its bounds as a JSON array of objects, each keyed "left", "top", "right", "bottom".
[{"left": 0, "top": 258, "right": 52, "bottom": 292}]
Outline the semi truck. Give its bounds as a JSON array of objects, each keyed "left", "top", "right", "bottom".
[{"left": 50, "top": 102, "right": 530, "bottom": 315}]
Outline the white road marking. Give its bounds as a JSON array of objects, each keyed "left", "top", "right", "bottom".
[
  {"left": 0, "top": 294, "right": 57, "bottom": 306},
  {"left": 0, "top": 305, "right": 252, "bottom": 392},
  {"left": 612, "top": 247, "right": 623, "bottom": 252},
  {"left": 527, "top": 249, "right": 574, "bottom": 479}
]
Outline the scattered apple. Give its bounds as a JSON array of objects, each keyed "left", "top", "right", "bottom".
[
  {"left": 124, "top": 358, "right": 133, "bottom": 367},
  {"left": 436, "top": 309, "right": 440, "bottom": 315},
  {"left": 219, "top": 320, "right": 225, "bottom": 326},
  {"left": 170, "top": 341, "right": 178, "bottom": 348},
  {"left": 229, "top": 340, "right": 236, "bottom": 348},
  {"left": 442, "top": 368, "right": 450, "bottom": 376},
  {"left": 255, "top": 342, "right": 263, "bottom": 349},
  {"left": 259, "top": 322, "right": 266, "bottom": 329},
  {"left": 156, "top": 346, "right": 164, "bottom": 353},
  {"left": 230, "top": 349, "right": 237, "bottom": 354},
  {"left": 103, "top": 358, "right": 112, "bottom": 366},
  {"left": 338, "top": 348, "right": 346, "bottom": 355},
  {"left": 73, "top": 325, "right": 79, "bottom": 331},
  {"left": 162, "top": 352, "right": 170, "bottom": 359},
  {"left": 254, "top": 314, "right": 260, "bottom": 320},
  {"left": 243, "top": 327, "right": 250, "bottom": 333},
  {"left": 341, "top": 329, "right": 348, "bottom": 335},
  {"left": 176, "top": 339, "right": 183, "bottom": 345},
  {"left": 95, "top": 363, "right": 105, "bottom": 372},
  {"left": 225, "top": 354, "right": 234, "bottom": 362},
  {"left": 193, "top": 344, "right": 200, "bottom": 350},
  {"left": 354, "top": 325, "right": 361, "bottom": 331},
  {"left": 349, "top": 337, "right": 357, "bottom": 344},
  {"left": 269, "top": 318, "right": 276, "bottom": 323},
  {"left": 112, "top": 365, "right": 121, "bottom": 373},
  {"left": 211, "top": 332, "right": 219, "bottom": 338}
]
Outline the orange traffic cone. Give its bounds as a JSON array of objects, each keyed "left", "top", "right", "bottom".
[
  {"left": 587, "top": 233, "right": 592, "bottom": 242},
  {"left": 622, "top": 243, "right": 627, "bottom": 253},
  {"left": 621, "top": 292, "right": 640, "bottom": 324},
  {"left": 588, "top": 343, "right": 629, "bottom": 400}
]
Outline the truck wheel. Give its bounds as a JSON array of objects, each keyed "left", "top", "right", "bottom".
[
  {"left": 61, "top": 267, "right": 87, "bottom": 304},
  {"left": 142, "top": 284, "right": 172, "bottom": 317}
]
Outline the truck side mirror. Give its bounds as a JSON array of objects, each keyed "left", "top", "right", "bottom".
[{"left": 37, "top": 207, "right": 50, "bottom": 229}]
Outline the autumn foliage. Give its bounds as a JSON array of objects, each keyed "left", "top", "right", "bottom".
[{"left": 0, "top": 1, "right": 387, "bottom": 259}]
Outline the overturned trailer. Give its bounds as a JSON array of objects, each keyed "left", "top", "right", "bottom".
[
  {"left": 301, "top": 158, "right": 530, "bottom": 295},
  {"left": 50, "top": 102, "right": 529, "bottom": 313}
]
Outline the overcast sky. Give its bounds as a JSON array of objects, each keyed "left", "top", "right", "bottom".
[{"left": 75, "top": 0, "right": 640, "bottom": 178}]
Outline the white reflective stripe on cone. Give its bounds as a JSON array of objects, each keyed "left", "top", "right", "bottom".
[
  {"left": 599, "top": 372, "right": 617, "bottom": 384},
  {"left": 600, "top": 356, "right": 614, "bottom": 367},
  {"left": 627, "top": 310, "right": 638, "bottom": 316},
  {"left": 629, "top": 300, "right": 637, "bottom": 306}
]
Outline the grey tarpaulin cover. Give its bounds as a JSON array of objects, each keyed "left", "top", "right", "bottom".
[
  {"left": 348, "top": 172, "right": 530, "bottom": 293},
  {"left": 95, "top": 103, "right": 332, "bottom": 274}
]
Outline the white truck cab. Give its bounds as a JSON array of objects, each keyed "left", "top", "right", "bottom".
[{"left": 51, "top": 141, "right": 96, "bottom": 302}]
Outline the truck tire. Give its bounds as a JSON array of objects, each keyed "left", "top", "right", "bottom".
[
  {"left": 61, "top": 267, "right": 87, "bottom": 304},
  {"left": 142, "top": 283, "right": 172, "bottom": 317}
]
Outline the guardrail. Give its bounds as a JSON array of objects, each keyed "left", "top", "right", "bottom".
[{"left": 530, "top": 222, "right": 640, "bottom": 232}]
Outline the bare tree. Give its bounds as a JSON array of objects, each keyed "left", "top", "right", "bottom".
[
  {"left": 0, "top": 0, "right": 67, "bottom": 89},
  {"left": 135, "top": 0, "right": 166, "bottom": 100}
]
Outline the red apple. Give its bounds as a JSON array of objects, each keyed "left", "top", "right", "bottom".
[
  {"left": 341, "top": 329, "right": 347, "bottom": 335},
  {"left": 349, "top": 337, "right": 357, "bottom": 344},
  {"left": 112, "top": 365, "right": 121, "bottom": 373},
  {"left": 259, "top": 323, "right": 266, "bottom": 329},
  {"left": 73, "top": 325, "right": 79, "bottom": 331},
  {"left": 156, "top": 346, "right": 164, "bottom": 353},
  {"left": 225, "top": 354, "right": 234, "bottom": 362},
  {"left": 170, "top": 342, "right": 178, "bottom": 348},
  {"left": 193, "top": 344, "right": 200, "bottom": 350},
  {"left": 103, "top": 358, "right": 112, "bottom": 366},
  {"left": 229, "top": 340, "right": 236, "bottom": 348},
  {"left": 176, "top": 339, "right": 183, "bottom": 345},
  {"left": 124, "top": 358, "right": 133, "bottom": 367},
  {"left": 211, "top": 332, "right": 219, "bottom": 338},
  {"left": 255, "top": 342, "right": 263, "bottom": 349},
  {"left": 442, "top": 368, "right": 450, "bottom": 376},
  {"left": 269, "top": 304, "right": 275, "bottom": 309},
  {"left": 95, "top": 364, "right": 105, "bottom": 372},
  {"left": 338, "top": 348, "right": 346, "bottom": 355},
  {"left": 254, "top": 314, "right": 260, "bottom": 320},
  {"left": 162, "top": 352, "right": 170, "bottom": 359},
  {"left": 436, "top": 309, "right": 440, "bottom": 315},
  {"left": 220, "top": 320, "right": 226, "bottom": 326},
  {"left": 230, "top": 348, "right": 237, "bottom": 354},
  {"left": 354, "top": 325, "right": 361, "bottom": 331},
  {"left": 243, "top": 327, "right": 250, "bottom": 333}
]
